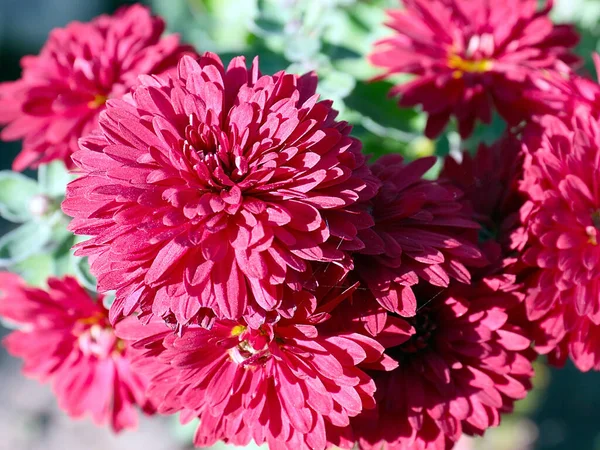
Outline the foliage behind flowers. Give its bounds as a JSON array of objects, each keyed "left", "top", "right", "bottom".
[{"left": 1, "top": 1, "right": 600, "bottom": 449}]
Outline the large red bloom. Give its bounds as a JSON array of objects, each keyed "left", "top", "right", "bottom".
[
  {"left": 0, "top": 273, "right": 153, "bottom": 431},
  {"left": 370, "top": 0, "right": 580, "bottom": 138},
  {"left": 63, "top": 53, "right": 376, "bottom": 327},
  {"left": 353, "top": 276, "right": 534, "bottom": 450},
  {"left": 0, "top": 4, "right": 192, "bottom": 170},
  {"left": 441, "top": 135, "right": 527, "bottom": 273},
  {"left": 117, "top": 274, "right": 395, "bottom": 450},
  {"left": 355, "top": 155, "right": 484, "bottom": 318},
  {"left": 520, "top": 112, "right": 600, "bottom": 371}
]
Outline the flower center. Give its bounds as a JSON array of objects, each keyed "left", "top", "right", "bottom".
[
  {"left": 385, "top": 312, "right": 437, "bottom": 362},
  {"left": 75, "top": 313, "right": 123, "bottom": 358},
  {"left": 448, "top": 34, "right": 494, "bottom": 78},
  {"left": 228, "top": 325, "right": 272, "bottom": 367},
  {"left": 88, "top": 94, "right": 107, "bottom": 109},
  {"left": 586, "top": 210, "right": 600, "bottom": 245},
  {"left": 183, "top": 113, "right": 248, "bottom": 180},
  {"left": 77, "top": 323, "right": 123, "bottom": 358},
  {"left": 231, "top": 325, "right": 247, "bottom": 336},
  {"left": 448, "top": 54, "right": 493, "bottom": 79}
]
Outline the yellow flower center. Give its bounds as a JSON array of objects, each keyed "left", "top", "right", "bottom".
[
  {"left": 88, "top": 94, "right": 108, "bottom": 109},
  {"left": 448, "top": 54, "right": 493, "bottom": 79},
  {"left": 77, "top": 312, "right": 105, "bottom": 326},
  {"left": 231, "top": 325, "right": 247, "bottom": 336},
  {"left": 115, "top": 339, "right": 126, "bottom": 354}
]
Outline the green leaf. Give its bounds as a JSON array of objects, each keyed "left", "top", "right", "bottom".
[
  {"left": 102, "top": 292, "right": 116, "bottom": 310},
  {"left": 356, "top": 124, "right": 410, "bottom": 160},
  {"left": 0, "top": 221, "right": 52, "bottom": 265},
  {"left": 284, "top": 35, "right": 321, "bottom": 62},
  {"left": 202, "top": 0, "right": 257, "bottom": 51},
  {"left": 321, "top": 42, "right": 361, "bottom": 63},
  {"left": 461, "top": 113, "right": 507, "bottom": 153},
  {"left": 38, "top": 161, "right": 75, "bottom": 199},
  {"left": 73, "top": 255, "right": 97, "bottom": 292},
  {"left": 345, "top": 81, "right": 423, "bottom": 135},
  {"left": 253, "top": 17, "right": 283, "bottom": 34},
  {"left": 220, "top": 46, "right": 288, "bottom": 76},
  {"left": 317, "top": 70, "right": 356, "bottom": 102},
  {"left": 12, "top": 253, "right": 54, "bottom": 287},
  {"left": 50, "top": 231, "right": 77, "bottom": 277},
  {"left": 0, "top": 171, "right": 40, "bottom": 223}
]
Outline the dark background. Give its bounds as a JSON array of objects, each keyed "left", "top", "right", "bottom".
[{"left": 0, "top": 1, "right": 599, "bottom": 449}]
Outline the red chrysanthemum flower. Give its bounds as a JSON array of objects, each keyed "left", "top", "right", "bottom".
[
  {"left": 355, "top": 155, "right": 484, "bottom": 318},
  {"left": 116, "top": 275, "right": 394, "bottom": 450},
  {"left": 520, "top": 112, "right": 600, "bottom": 370},
  {"left": 441, "top": 135, "right": 527, "bottom": 273},
  {"left": 530, "top": 302, "right": 600, "bottom": 372},
  {"left": 0, "top": 273, "right": 154, "bottom": 431},
  {"left": 369, "top": 0, "right": 580, "bottom": 138},
  {"left": 0, "top": 4, "right": 193, "bottom": 170},
  {"left": 353, "top": 276, "right": 534, "bottom": 450},
  {"left": 63, "top": 53, "right": 376, "bottom": 327},
  {"left": 522, "top": 54, "right": 600, "bottom": 121}
]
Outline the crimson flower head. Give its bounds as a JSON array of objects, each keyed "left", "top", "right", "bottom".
[
  {"left": 441, "top": 135, "right": 527, "bottom": 272},
  {"left": 353, "top": 276, "right": 534, "bottom": 450},
  {"left": 520, "top": 112, "right": 600, "bottom": 371},
  {"left": 355, "top": 155, "right": 484, "bottom": 318},
  {"left": 63, "top": 53, "right": 376, "bottom": 328},
  {"left": 117, "top": 273, "right": 395, "bottom": 450},
  {"left": 0, "top": 273, "right": 153, "bottom": 432},
  {"left": 370, "top": 0, "right": 580, "bottom": 138},
  {"left": 523, "top": 53, "right": 600, "bottom": 122},
  {"left": 0, "top": 4, "right": 193, "bottom": 170}
]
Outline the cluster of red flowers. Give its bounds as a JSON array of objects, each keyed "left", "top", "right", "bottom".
[{"left": 0, "top": 1, "right": 599, "bottom": 449}]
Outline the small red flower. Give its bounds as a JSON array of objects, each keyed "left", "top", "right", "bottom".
[
  {"left": 520, "top": 112, "right": 600, "bottom": 370},
  {"left": 370, "top": 0, "right": 579, "bottom": 138},
  {"left": 63, "top": 53, "right": 376, "bottom": 327},
  {"left": 117, "top": 274, "right": 393, "bottom": 450},
  {"left": 0, "top": 4, "right": 192, "bottom": 170},
  {"left": 353, "top": 276, "right": 534, "bottom": 450},
  {"left": 0, "top": 273, "right": 153, "bottom": 431},
  {"left": 355, "top": 155, "right": 484, "bottom": 318}
]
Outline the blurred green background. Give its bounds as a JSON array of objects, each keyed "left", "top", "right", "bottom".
[{"left": 0, "top": 0, "right": 599, "bottom": 449}]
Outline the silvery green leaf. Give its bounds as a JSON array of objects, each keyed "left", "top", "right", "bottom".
[
  {"left": 102, "top": 292, "right": 116, "bottom": 310},
  {"left": 12, "top": 253, "right": 54, "bottom": 287},
  {"left": 317, "top": 70, "right": 356, "bottom": 102},
  {"left": 51, "top": 232, "right": 78, "bottom": 278},
  {"left": 0, "top": 171, "right": 40, "bottom": 223},
  {"left": 284, "top": 35, "right": 321, "bottom": 62},
  {"left": 345, "top": 81, "right": 423, "bottom": 138},
  {"left": 203, "top": 0, "right": 257, "bottom": 50},
  {"left": 0, "top": 221, "right": 52, "bottom": 265},
  {"left": 73, "top": 255, "right": 97, "bottom": 292},
  {"left": 38, "top": 161, "right": 76, "bottom": 199}
]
